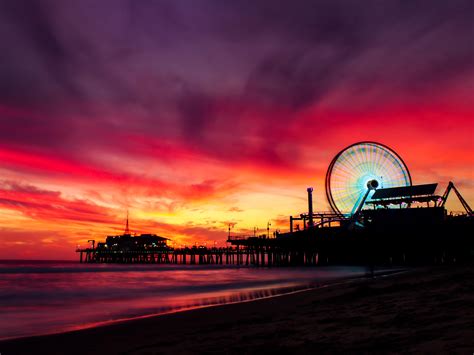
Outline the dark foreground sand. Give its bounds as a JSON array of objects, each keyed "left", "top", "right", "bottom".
[{"left": 1, "top": 266, "right": 474, "bottom": 354}]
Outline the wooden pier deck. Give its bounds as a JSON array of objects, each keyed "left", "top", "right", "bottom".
[{"left": 77, "top": 243, "right": 326, "bottom": 266}]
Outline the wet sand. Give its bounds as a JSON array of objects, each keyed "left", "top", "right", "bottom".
[{"left": 1, "top": 266, "right": 473, "bottom": 354}]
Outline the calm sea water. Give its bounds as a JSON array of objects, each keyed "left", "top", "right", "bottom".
[{"left": 0, "top": 260, "right": 368, "bottom": 340}]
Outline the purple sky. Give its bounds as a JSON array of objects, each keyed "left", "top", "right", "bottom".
[{"left": 0, "top": 0, "right": 472, "bottom": 258}]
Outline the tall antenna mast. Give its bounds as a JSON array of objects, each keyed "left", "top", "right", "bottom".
[{"left": 124, "top": 210, "right": 130, "bottom": 235}]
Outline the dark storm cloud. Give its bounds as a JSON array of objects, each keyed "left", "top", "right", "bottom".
[
  {"left": 0, "top": 0, "right": 152, "bottom": 108},
  {"left": 236, "top": 0, "right": 474, "bottom": 110},
  {"left": 178, "top": 90, "right": 214, "bottom": 139},
  {"left": 0, "top": 0, "right": 472, "bottom": 162},
  {"left": 0, "top": 0, "right": 78, "bottom": 103},
  {"left": 244, "top": 46, "right": 354, "bottom": 110}
]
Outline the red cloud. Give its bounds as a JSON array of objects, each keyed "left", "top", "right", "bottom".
[{"left": 0, "top": 180, "right": 113, "bottom": 224}]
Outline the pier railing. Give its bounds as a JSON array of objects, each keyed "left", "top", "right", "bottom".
[{"left": 76, "top": 244, "right": 321, "bottom": 266}]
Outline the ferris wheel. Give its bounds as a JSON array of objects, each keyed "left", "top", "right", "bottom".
[{"left": 325, "top": 142, "right": 412, "bottom": 216}]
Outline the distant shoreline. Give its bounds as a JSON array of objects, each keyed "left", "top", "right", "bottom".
[{"left": 2, "top": 266, "right": 472, "bottom": 354}]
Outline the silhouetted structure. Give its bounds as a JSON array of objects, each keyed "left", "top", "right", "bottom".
[
  {"left": 77, "top": 142, "right": 473, "bottom": 266},
  {"left": 77, "top": 181, "right": 473, "bottom": 266},
  {"left": 77, "top": 216, "right": 171, "bottom": 263},
  {"left": 227, "top": 181, "right": 473, "bottom": 266}
]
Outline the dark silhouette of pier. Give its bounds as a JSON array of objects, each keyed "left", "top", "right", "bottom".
[
  {"left": 77, "top": 141, "right": 473, "bottom": 267},
  {"left": 77, "top": 180, "right": 473, "bottom": 266}
]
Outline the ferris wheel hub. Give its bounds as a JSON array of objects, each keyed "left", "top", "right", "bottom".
[{"left": 367, "top": 179, "right": 379, "bottom": 190}]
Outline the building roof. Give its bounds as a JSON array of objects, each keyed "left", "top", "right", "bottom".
[
  {"left": 370, "top": 183, "right": 438, "bottom": 200},
  {"left": 106, "top": 233, "right": 169, "bottom": 241}
]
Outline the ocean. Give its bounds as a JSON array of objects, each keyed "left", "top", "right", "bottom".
[{"left": 0, "top": 260, "right": 368, "bottom": 340}]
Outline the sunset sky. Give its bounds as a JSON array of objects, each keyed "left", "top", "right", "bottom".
[{"left": 0, "top": 0, "right": 472, "bottom": 259}]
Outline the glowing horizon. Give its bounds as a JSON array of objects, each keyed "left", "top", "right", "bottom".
[{"left": 0, "top": 1, "right": 473, "bottom": 259}]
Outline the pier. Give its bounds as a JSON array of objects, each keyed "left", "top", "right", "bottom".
[
  {"left": 76, "top": 244, "right": 326, "bottom": 266},
  {"left": 76, "top": 143, "right": 473, "bottom": 267},
  {"left": 76, "top": 210, "right": 473, "bottom": 266}
]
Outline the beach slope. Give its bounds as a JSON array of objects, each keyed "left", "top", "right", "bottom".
[{"left": 1, "top": 266, "right": 473, "bottom": 354}]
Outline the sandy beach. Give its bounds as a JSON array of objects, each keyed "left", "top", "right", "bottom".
[{"left": 1, "top": 266, "right": 473, "bottom": 354}]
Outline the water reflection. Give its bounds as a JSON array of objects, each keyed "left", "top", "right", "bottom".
[{"left": 0, "top": 261, "right": 366, "bottom": 340}]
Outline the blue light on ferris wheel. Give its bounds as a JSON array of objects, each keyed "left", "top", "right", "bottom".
[{"left": 325, "top": 142, "right": 412, "bottom": 215}]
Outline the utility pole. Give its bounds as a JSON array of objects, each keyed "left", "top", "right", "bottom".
[
  {"left": 307, "top": 187, "right": 314, "bottom": 228},
  {"left": 267, "top": 221, "right": 271, "bottom": 238}
]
